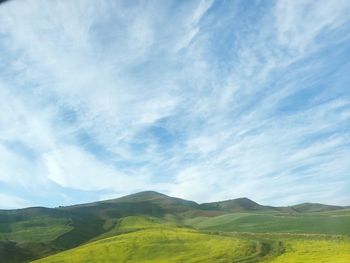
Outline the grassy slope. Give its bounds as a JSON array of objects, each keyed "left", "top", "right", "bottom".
[
  {"left": 186, "top": 210, "right": 350, "bottom": 235},
  {"left": 0, "top": 209, "right": 77, "bottom": 262},
  {"left": 32, "top": 217, "right": 350, "bottom": 263},
  {"left": 0, "top": 216, "right": 72, "bottom": 243},
  {"left": 33, "top": 228, "right": 255, "bottom": 263},
  {"left": 233, "top": 232, "right": 350, "bottom": 263},
  {"left": 263, "top": 237, "right": 350, "bottom": 263},
  {"left": 291, "top": 203, "right": 345, "bottom": 212},
  {"left": 32, "top": 212, "right": 350, "bottom": 263}
]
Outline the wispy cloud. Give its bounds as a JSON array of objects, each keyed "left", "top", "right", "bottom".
[
  {"left": 0, "top": 193, "right": 32, "bottom": 209},
  {"left": 0, "top": 0, "right": 349, "bottom": 208}
]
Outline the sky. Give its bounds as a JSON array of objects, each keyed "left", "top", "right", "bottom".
[{"left": 0, "top": 0, "right": 350, "bottom": 209}]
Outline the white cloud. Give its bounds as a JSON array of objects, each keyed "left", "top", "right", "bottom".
[
  {"left": 0, "top": 0, "right": 349, "bottom": 207},
  {"left": 0, "top": 193, "right": 32, "bottom": 209},
  {"left": 275, "top": 0, "right": 350, "bottom": 53},
  {"left": 43, "top": 145, "right": 147, "bottom": 192}
]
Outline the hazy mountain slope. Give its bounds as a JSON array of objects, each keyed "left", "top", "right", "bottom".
[
  {"left": 60, "top": 191, "right": 218, "bottom": 217},
  {"left": 202, "top": 197, "right": 273, "bottom": 212},
  {"left": 291, "top": 202, "right": 345, "bottom": 213},
  {"left": 107, "top": 191, "right": 199, "bottom": 207}
]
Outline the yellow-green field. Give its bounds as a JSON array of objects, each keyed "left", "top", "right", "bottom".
[
  {"left": 32, "top": 222, "right": 350, "bottom": 263},
  {"left": 33, "top": 228, "right": 255, "bottom": 263},
  {"left": 266, "top": 238, "right": 350, "bottom": 263}
]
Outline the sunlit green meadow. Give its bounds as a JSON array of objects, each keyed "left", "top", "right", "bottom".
[
  {"left": 265, "top": 238, "right": 350, "bottom": 263},
  {"left": 33, "top": 227, "right": 255, "bottom": 263},
  {"left": 32, "top": 213, "right": 350, "bottom": 263}
]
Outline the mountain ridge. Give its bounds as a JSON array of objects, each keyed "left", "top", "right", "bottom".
[
  {"left": 1, "top": 190, "right": 347, "bottom": 212},
  {"left": 58, "top": 191, "right": 349, "bottom": 212}
]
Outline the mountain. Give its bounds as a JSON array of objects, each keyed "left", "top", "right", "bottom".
[
  {"left": 102, "top": 191, "right": 201, "bottom": 211},
  {"left": 0, "top": 191, "right": 348, "bottom": 263},
  {"left": 60, "top": 191, "right": 222, "bottom": 218},
  {"left": 202, "top": 197, "right": 272, "bottom": 212}
]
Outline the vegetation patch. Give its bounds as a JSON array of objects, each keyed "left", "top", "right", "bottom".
[
  {"left": 264, "top": 237, "right": 350, "bottom": 263},
  {"left": 33, "top": 228, "right": 255, "bottom": 263}
]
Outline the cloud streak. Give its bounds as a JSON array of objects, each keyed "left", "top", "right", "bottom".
[{"left": 0, "top": 0, "right": 349, "bottom": 208}]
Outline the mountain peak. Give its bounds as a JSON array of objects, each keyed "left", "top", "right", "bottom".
[
  {"left": 202, "top": 197, "right": 267, "bottom": 212},
  {"left": 232, "top": 197, "right": 256, "bottom": 202},
  {"left": 110, "top": 191, "right": 170, "bottom": 202}
]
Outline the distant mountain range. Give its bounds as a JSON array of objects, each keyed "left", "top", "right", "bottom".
[
  {"left": 0, "top": 191, "right": 348, "bottom": 263},
  {"left": 59, "top": 190, "right": 347, "bottom": 213}
]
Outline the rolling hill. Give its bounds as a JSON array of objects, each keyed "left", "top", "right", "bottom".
[
  {"left": 32, "top": 228, "right": 257, "bottom": 263},
  {"left": 0, "top": 191, "right": 349, "bottom": 262},
  {"left": 290, "top": 202, "right": 345, "bottom": 213},
  {"left": 202, "top": 197, "right": 272, "bottom": 212}
]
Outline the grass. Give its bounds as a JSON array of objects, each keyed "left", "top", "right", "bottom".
[
  {"left": 263, "top": 237, "right": 350, "bottom": 263},
  {"left": 0, "top": 216, "right": 73, "bottom": 243},
  {"left": 117, "top": 216, "right": 176, "bottom": 230},
  {"left": 92, "top": 215, "right": 181, "bottom": 241},
  {"left": 32, "top": 227, "right": 255, "bottom": 263},
  {"left": 32, "top": 224, "right": 350, "bottom": 263},
  {"left": 186, "top": 210, "right": 350, "bottom": 235}
]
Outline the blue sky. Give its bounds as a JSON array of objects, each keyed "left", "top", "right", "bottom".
[{"left": 0, "top": 0, "right": 350, "bottom": 208}]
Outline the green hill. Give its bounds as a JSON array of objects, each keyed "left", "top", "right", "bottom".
[
  {"left": 291, "top": 202, "right": 345, "bottom": 213},
  {"left": 202, "top": 197, "right": 272, "bottom": 212},
  {"left": 0, "top": 191, "right": 348, "bottom": 263},
  {"left": 185, "top": 210, "right": 350, "bottom": 235},
  {"left": 32, "top": 228, "right": 257, "bottom": 263},
  {"left": 33, "top": 217, "right": 350, "bottom": 263}
]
